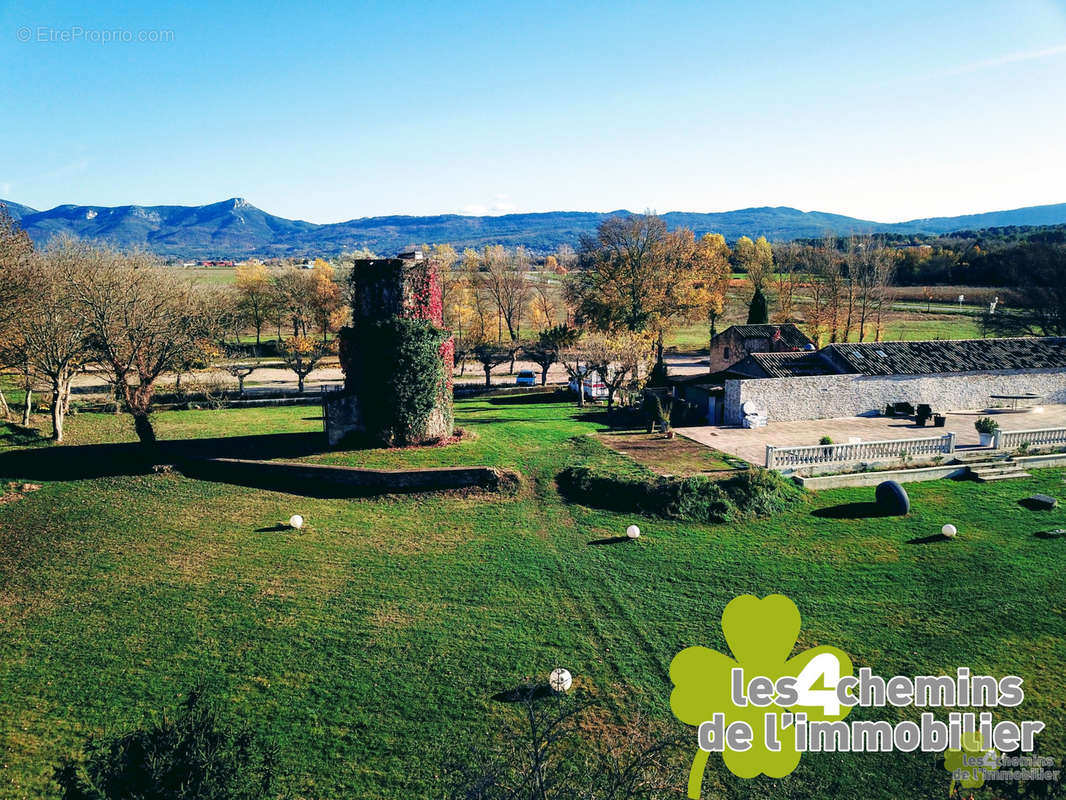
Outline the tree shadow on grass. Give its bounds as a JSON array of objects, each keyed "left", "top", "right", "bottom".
[
  {"left": 811, "top": 502, "right": 898, "bottom": 520},
  {"left": 491, "top": 683, "right": 555, "bottom": 703},
  {"left": 0, "top": 431, "right": 328, "bottom": 482},
  {"left": 487, "top": 391, "right": 569, "bottom": 405},
  {"left": 0, "top": 423, "right": 49, "bottom": 448}
]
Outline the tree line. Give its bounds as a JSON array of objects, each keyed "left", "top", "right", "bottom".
[
  {"left": 5, "top": 202, "right": 1064, "bottom": 443},
  {"left": 0, "top": 207, "right": 352, "bottom": 443}
]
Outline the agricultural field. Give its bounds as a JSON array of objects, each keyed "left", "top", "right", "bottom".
[{"left": 1, "top": 397, "right": 1064, "bottom": 798}]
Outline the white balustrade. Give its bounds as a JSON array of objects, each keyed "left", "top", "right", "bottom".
[{"left": 765, "top": 433, "right": 956, "bottom": 470}]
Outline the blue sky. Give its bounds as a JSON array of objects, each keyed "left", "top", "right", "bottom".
[{"left": 1, "top": 0, "right": 1065, "bottom": 223}]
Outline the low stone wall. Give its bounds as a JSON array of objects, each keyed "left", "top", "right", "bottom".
[
  {"left": 724, "top": 368, "right": 1066, "bottom": 425},
  {"left": 796, "top": 463, "right": 970, "bottom": 490},
  {"left": 181, "top": 457, "right": 513, "bottom": 497}
]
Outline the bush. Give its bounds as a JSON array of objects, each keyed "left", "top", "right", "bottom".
[
  {"left": 974, "top": 416, "right": 1000, "bottom": 434},
  {"left": 557, "top": 465, "right": 802, "bottom": 523},
  {"left": 53, "top": 686, "right": 277, "bottom": 800},
  {"left": 819, "top": 435, "right": 833, "bottom": 445}
]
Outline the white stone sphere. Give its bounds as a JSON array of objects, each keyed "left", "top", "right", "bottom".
[
  {"left": 289, "top": 514, "right": 304, "bottom": 530},
  {"left": 942, "top": 524, "right": 957, "bottom": 538},
  {"left": 626, "top": 524, "right": 641, "bottom": 539},
  {"left": 549, "top": 668, "right": 572, "bottom": 693}
]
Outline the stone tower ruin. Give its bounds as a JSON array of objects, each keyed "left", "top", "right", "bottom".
[{"left": 324, "top": 250, "right": 454, "bottom": 446}]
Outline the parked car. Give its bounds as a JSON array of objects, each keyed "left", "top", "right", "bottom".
[
  {"left": 515, "top": 370, "right": 536, "bottom": 386},
  {"left": 567, "top": 369, "right": 609, "bottom": 399}
]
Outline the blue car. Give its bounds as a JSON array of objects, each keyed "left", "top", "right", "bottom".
[{"left": 515, "top": 370, "right": 536, "bottom": 386}]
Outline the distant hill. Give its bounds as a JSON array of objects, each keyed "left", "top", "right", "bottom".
[{"left": 3, "top": 197, "right": 1066, "bottom": 258}]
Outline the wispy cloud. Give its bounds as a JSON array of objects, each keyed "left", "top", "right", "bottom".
[
  {"left": 950, "top": 41, "right": 1066, "bottom": 74},
  {"left": 457, "top": 194, "right": 518, "bottom": 216}
]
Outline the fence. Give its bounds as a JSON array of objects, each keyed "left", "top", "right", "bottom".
[
  {"left": 765, "top": 433, "right": 956, "bottom": 471},
  {"left": 992, "top": 427, "right": 1066, "bottom": 451}
]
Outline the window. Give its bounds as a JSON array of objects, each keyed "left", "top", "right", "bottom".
[{"left": 723, "top": 347, "right": 731, "bottom": 360}]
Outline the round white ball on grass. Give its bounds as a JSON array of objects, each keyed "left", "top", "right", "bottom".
[
  {"left": 289, "top": 514, "right": 304, "bottom": 530},
  {"left": 626, "top": 524, "right": 641, "bottom": 539},
  {"left": 549, "top": 668, "right": 572, "bottom": 693},
  {"left": 942, "top": 524, "right": 957, "bottom": 538}
]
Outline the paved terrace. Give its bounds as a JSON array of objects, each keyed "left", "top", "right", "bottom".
[{"left": 676, "top": 404, "right": 1066, "bottom": 467}]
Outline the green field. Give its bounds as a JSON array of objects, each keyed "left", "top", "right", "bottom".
[
  {"left": 1, "top": 399, "right": 1064, "bottom": 798},
  {"left": 668, "top": 315, "right": 983, "bottom": 351}
]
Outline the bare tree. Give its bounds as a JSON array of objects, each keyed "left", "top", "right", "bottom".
[
  {"left": 233, "top": 262, "right": 276, "bottom": 348},
  {"left": 772, "top": 241, "right": 802, "bottom": 322},
  {"left": 439, "top": 686, "right": 684, "bottom": 800},
  {"left": 11, "top": 240, "right": 99, "bottom": 441},
  {"left": 272, "top": 267, "right": 317, "bottom": 339},
  {"left": 480, "top": 245, "right": 532, "bottom": 344},
  {"left": 72, "top": 248, "right": 223, "bottom": 444},
  {"left": 225, "top": 363, "right": 258, "bottom": 397},
  {"left": 980, "top": 244, "right": 1066, "bottom": 337},
  {"left": 0, "top": 205, "right": 34, "bottom": 419},
  {"left": 800, "top": 234, "right": 844, "bottom": 345}
]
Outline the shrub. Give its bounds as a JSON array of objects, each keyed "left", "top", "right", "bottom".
[
  {"left": 556, "top": 465, "right": 802, "bottom": 523},
  {"left": 819, "top": 435, "right": 833, "bottom": 445},
  {"left": 53, "top": 686, "right": 277, "bottom": 800},
  {"left": 974, "top": 416, "right": 1000, "bottom": 434}
]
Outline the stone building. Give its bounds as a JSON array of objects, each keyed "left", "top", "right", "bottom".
[
  {"left": 324, "top": 250, "right": 454, "bottom": 446},
  {"left": 707, "top": 324, "right": 814, "bottom": 373},
  {"left": 722, "top": 337, "right": 1066, "bottom": 425}
]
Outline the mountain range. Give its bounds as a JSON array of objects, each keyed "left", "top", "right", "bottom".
[{"left": 4, "top": 197, "right": 1066, "bottom": 258}]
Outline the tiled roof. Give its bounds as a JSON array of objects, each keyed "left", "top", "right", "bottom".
[
  {"left": 824, "top": 337, "right": 1066, "bottom": 376},
  {"left": 728, "top": 324, "right": 813, "bottom": 349},
  {"left": 742, "top": 351, "right": 837, "bottom": 378}
]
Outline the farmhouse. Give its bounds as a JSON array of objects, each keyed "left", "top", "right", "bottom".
[
  {"left": 707, "top": 323, "right": 814, "bottom": 373},
  {"left": 722, "top": 337, "right": 1066, "bottom": 425}
]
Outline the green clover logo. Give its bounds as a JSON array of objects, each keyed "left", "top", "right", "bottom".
[
  {"left": 944, "top": 731, "right": 998, "bottom": 793},
  {"left": 670, "top": 594, "right": 853, "bottom": 797}
]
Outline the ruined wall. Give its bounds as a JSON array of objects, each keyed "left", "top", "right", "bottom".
[{"left": 325, "top": 256, "right": 454, "bottom": 447}]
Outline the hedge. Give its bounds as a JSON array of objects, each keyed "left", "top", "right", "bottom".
[{"left": 556, "top": 464, "right": 803, "bottom": 524}]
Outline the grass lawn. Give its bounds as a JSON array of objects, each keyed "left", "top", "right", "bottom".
[{"left": 1, "top": 398, "right": 1065, "bottom": 798}]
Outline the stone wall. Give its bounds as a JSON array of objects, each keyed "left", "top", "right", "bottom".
[
  {"left": 329, "top": 255, "right": 454, "bottom": 446},
  {"left": 182, "top": 457, "right": 512, "bottom": 496},
  {"left": 323, "top": 391, "right": 362, "bottom": 447},
  {"left": 724, "top": 368, "right": 1066, "bottom": 425}
]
